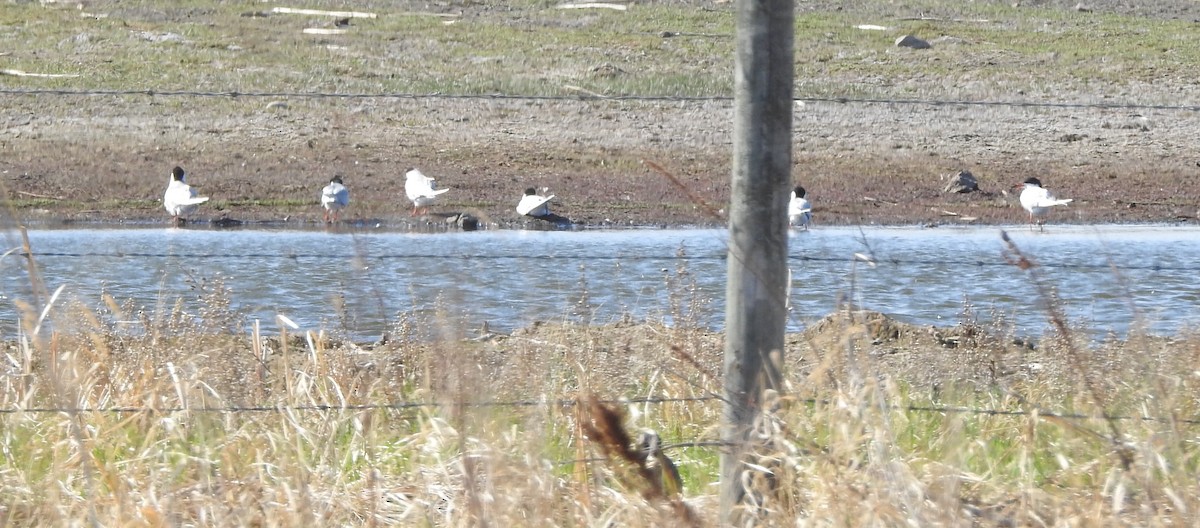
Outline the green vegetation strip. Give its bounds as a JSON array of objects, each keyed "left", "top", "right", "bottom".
[{"left": 2, "top": 2, "right": 1198, "bottom": 100}]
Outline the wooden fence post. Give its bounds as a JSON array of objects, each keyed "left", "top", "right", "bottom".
[{"left": 720, "top": 0, "right": 794, "bottom": 523}]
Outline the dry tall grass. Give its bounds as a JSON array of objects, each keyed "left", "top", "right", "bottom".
[{"left": 3, "top": 237, "right": 1200, "bottom": 527}]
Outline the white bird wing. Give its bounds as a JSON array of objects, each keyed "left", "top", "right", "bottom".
[
  {"left": 404, "top": 169, "right": 433, "bottom": 199},
  {"left": 179, "top": 195, "right": 210, "bottom": 205},
  {"left": 1020, "top": 185, "right": 1046, "bottom": 210},
  {"left": 789, "top": 197, "right": 812, "bottom": 215},
  {"left": 406, "top": 169, "right": 450, "bottom": 203},
  {"left": 322, "top": 183, "right": 349, "bottom": 207},
  {"left": 1022, "top": 185, "right": 1071, "bottom": 208},
  {"left": 1044, "top": 195, "right": 1073, "bottom": 206},
  {"left": 516, "top": 194, "right": 554, "bottom": 216},
  {"left": 166, "top": 181, "right": 209, "bottom": 206}
]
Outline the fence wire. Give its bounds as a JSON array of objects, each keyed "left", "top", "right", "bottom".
[
  {"left": 3, "top": 87, "right": 1200, "bottom": 112},
  {"left": 12, "top": 250, "right": 1200, "bottom": 272},
  {"left": 0, "top": 395, "right": 716, "bottom": 415},
  {"left": 3, "top": 395, "right": 1197, "bottom": 427}
]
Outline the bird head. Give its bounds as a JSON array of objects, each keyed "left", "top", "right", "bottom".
[
  {"left": 635, "top": 429, "right": 662, "bottom": 458},
  {"left": 1014, "top": 177, "right": 1042, "bottom": 190}
]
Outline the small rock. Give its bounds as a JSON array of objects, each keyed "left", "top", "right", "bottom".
[
  {"left": 138, "top": 31, "right": 188, "bottom": 44},
  {"left": 894, "top": 35, "right": 931, "bottom": 49},
  {"left": 213, "top": 216, "right": 243, "bottom": 228},
  {"left": 943, "top": 170, "right": 979, "bottom": 194},
  {"left": 590, "top": 63, "right": 626, "bottom": 77},
  {"left": 446, "top": 213, "right": 481, "bottom": 231}
]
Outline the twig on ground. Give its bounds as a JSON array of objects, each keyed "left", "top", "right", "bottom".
[
  {"left": 271, "top": 7, "right": 377, "bottom": 18},
  {"left": 17, "top": 191, "right": 64, "bottom": 200},
  {"left": 557, "top": 3, "right": 628, "bottom": 11}
]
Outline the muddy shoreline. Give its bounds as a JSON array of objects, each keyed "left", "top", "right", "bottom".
[{"left": 5, "top": 94, "right": 1199, "bottom": 230}]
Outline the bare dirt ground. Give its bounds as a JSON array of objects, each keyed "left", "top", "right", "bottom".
[
  {"left": 6, "top": 94, "right": 1198, "bottom": 230},
  {"left": 3, "top": 0, "right": 1200, "bottom": 230}
]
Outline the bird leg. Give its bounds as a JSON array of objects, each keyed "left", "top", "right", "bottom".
[{"left": 1028, "top": 212, "right": 1045, "bottom": 232}]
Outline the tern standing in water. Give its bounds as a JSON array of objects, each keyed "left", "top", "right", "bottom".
[
  {"left": 404, "top": 168, "right": 449, "bottom": 216},
  {"left": 163, "top": 166, "right": 209, "bottom": 226},
  {"left": 1015, "top": 177, "right": 1073, "bottom": 230},
  {"left": 788, "top": 185, "right": 812, "bottom": 230},
  {"left": 321, "top": 176, "right": 349, "bottom": 223}
]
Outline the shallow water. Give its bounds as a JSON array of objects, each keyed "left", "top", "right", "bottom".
[{"left": 2, "top": 225, "right": 1198, "bottom": 340}]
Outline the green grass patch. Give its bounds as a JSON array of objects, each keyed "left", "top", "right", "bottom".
[{"left": 4, "top": 1, "right": 1196, "bottom": 101}]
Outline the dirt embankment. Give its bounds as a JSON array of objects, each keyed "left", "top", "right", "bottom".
[{"left": 4, "top": 95, "right": 1198, "bottom": 230}]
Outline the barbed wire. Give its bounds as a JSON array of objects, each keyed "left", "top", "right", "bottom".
[
  {"left": 3, "top": 87, "right": 1199, "bottom": 112},
  {"left": 3, "top": 394, "right": 1196, "bottom": 427},
  {"left": 893, "top": 403, "right": 1200, "bottom": 427},
  {"left": 0, "top": 88, "right": 723, "bottom": 102},
  {"left": 0, "top": 395, "right": 717, "bottom": 415},
  {"left": 12, "top": 250, "right": 1200, "bottom": 272}
]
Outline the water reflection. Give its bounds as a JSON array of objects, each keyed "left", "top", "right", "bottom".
[{"left": 3, "top": 225, "right": 1199, "bottom": 340}]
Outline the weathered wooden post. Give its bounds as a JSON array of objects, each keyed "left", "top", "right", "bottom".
[{"left": 720, "top": 0, "right": 794, "bottom": 523}]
